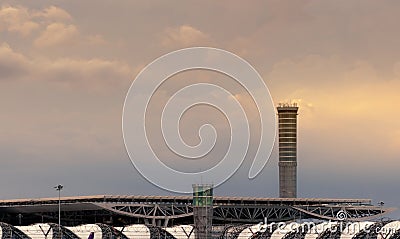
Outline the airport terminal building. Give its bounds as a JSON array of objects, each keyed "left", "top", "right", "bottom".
[
  {"left": 0, "top": 193, "right": 396, "bottom": 238},
  {"left": 0, "top": 104, "right": 397, "bottom": 238}
]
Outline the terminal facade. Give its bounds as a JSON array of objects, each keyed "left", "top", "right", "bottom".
[{"left": 0, "top": 104, "right": 396, "bottom": 238}]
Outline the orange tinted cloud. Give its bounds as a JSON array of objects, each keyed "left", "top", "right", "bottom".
[{"left": 161, "top": 25, "right": 212, "bottom": 48}]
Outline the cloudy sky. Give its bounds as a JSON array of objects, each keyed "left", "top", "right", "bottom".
[{"left": 0, "top": 1, "right": 399, "bottom": 217}]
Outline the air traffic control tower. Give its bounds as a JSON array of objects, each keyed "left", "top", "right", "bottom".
[
  {"left": 192, "top": 184, "right": 213, "bottom": 239},
  {"left": 277, "top": 103, "right": 299, "bottom": 198}
]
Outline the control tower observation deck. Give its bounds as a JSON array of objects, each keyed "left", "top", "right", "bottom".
[{"left": 277, "top": 103, "right": 299, "bottom": 198}]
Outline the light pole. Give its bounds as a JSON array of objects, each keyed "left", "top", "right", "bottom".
[
  {"left": 379, "top": 201, "right": 384, "bottom": 221},
  {"left": 54, "top": 184, "right": 63, "bottom": 237}
]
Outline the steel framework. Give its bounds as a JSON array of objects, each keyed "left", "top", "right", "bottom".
[
  {"left": 0, "top": 195, "right": 394, "bottom": 227},
  {"left": 0, "top": 222, "right": 31, "bottom": 239},
  {"left": 47, "top": 223, "right": 80, "bottom": 239}
]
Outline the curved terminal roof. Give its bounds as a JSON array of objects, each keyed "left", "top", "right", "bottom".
[
  {"left": 117, "top": 224, "right": 150, "bottom": 239},
  {"left": 165, "top": 225, "right": 195, "bottom": 239},
  {"left": 2, "top": 221, "right": 400, "bottom": 238},
  {"left": 17, "top": 224, "right": 53, "bottom": 239},
  {"left": 237, "top": 224, "right": 263, "bottom": 239},
  {"left": 340, "top": 221, "right": 374, "bottom": 239},
  {"left": 68, "top": 224, "right": 103, "bottom": 239},
  {"left": 377, "top": 221, "right": 400, "bottom": 239},
  {"left": 304, "top": 221, "right": 338, "bottom": 239},
  {"left": 270, "top": 222, "right": 301, "bottom": 239}
]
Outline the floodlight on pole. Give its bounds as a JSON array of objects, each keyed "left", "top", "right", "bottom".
[{"left": 54, "top": 184, "right": 63, "bottom": 236}]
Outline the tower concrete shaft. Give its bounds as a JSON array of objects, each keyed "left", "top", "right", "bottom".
[{"left": 277, "top": 103, "right": 299, "bottom": 198}]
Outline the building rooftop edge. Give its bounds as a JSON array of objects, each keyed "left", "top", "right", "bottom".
[{"left": 0, "top": 195, "right": 372, "bottom": 204}]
